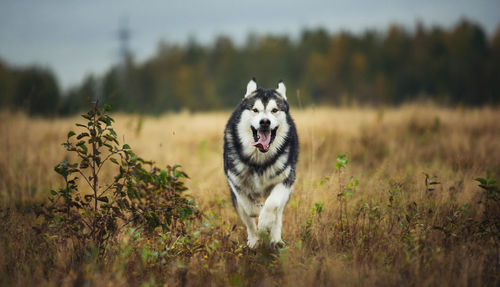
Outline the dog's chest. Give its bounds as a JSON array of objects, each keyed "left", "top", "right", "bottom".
[{"left": 237, "top": 163, "right": 285, "bottom": 199}]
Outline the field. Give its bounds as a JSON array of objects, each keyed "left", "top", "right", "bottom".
[{"left": 1, "top": 104, "right": 499, "bottom": 286}]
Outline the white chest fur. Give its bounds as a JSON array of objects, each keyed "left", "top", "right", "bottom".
[{"left": 231, "top": 150, "right": 291, "bottom": 199}]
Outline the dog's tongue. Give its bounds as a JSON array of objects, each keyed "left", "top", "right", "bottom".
[{"left": 251, "top": 130, "right": 271, "bottom": 151}]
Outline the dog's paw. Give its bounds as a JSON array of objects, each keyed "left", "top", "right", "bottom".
[
  {"left": 247, "top": 236, "right": 260, "bottom": 249},
  {"left": 270, "top": 239, "right": 287, "bottom": 250}
]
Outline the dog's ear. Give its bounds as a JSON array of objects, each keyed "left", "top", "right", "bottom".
[
  {"left": 276, "top": 80, "right": 287, "bottom": 100},
  {"left": 244, "top": 77, "right": 257, "bottom": 98}
]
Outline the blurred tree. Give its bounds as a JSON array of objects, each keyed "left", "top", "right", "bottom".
[
  {"left": 489, "top": 24, "right": 500, "bottom": 103},
  {"left": 2, "top": 19, "right": 499, "bottom": 116},
  {"left": 446, "top": 19, "right": 489, "bottom": 104},
  {"left": 64, "top": 20, "right": 497, "bottom": 113},
  {"left": 0, "top": 60, "right": 18, "bottom": 108},
  {"left": 14, "top": 67, "right": 60, "bottom": 115},
  {"left": 59, "top": 75, "right": 97, "bottom": 115}
]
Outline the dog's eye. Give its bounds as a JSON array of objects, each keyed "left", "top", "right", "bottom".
[
  {"left": 252, "top": 108, "right": 258, "bottom": 113},
  {"left": 271, "top": 108, "right": 279, "bottom": 113}
]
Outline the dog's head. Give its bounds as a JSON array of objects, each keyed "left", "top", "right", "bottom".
[{"left": 239, "top": 78, "right": 289, "bottom": 153}]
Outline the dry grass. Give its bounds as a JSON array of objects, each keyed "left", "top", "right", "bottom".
[{"left": 1, "top": 104, "right": 499, "bottom": 286}]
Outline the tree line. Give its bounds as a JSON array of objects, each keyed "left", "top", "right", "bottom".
[{"left": 1, "top": 19, "right": 499, "bottom": 116}]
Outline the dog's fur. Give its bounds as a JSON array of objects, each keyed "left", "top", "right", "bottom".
[{"left": 223, "top": 78, "right": 299, "bottom": 248}]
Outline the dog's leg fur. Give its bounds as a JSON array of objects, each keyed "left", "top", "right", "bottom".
[
  {"left": 258, "top": 183, "right": 291, "bottom": 245},
  {"left": 230, "top": 184, "right": 261, "bottom": 248},
  {"left": 235, "top": 199, "right": 259, "bottom": 248}
]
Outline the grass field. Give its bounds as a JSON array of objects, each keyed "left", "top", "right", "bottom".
[{"left": 1, "top": 104, "right": 499, "bottom": 286}]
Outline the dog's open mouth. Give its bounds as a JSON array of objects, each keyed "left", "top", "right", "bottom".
[{"left": 251, "top": 127, "right": 277, "bottom": 153}]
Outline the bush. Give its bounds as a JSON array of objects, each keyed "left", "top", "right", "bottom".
[{"left": 35, "top": 102, "right": 199, "bottom": 259}]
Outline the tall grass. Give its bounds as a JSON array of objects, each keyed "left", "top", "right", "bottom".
[{"left": 1, "top": 104, "right": 499, "bottom": 286}]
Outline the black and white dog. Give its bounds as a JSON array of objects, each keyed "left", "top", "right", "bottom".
[{"left": 223, "top": 78, "right": 299, "bottom": 248}]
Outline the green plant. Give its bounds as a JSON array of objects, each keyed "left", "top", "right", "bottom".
[
  {"left": 475, "top": 171, "right": 499, "bottom": 252},
  {"left": 302, "top": 202, "right": 323, "bottom": 240},
  {"left": 335, "top": 153, "right": 358, "bottom": 244},
  {"left": 37, "top": 102, "right": 199, "bottom": 258},
  {"left": 475, "top": 171, "right": 499, "bottom": 206},
  {"left": 317, "top": 153, "right": 359, "bottom": 247}
]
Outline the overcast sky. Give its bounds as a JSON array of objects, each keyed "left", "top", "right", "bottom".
[{"left": 1, "top": 0, "right": 499, "bottom": 89}]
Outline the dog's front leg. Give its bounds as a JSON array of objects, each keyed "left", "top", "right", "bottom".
[
  {"left": 258, "top": 183, "right": 291, "bottom": 246},
  {"left": 231, "top": 187, "right": 260, "bottom": 248},
  {"left": 235, "top": 202, "right": 259, "bottom": 248}
]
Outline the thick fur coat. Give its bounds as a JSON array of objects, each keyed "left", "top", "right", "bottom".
[{"left": 223, "top": 79, "right": 299, "bottom": 248}]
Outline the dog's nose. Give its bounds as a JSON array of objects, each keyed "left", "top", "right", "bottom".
[{"left": 260, "top": 118, "right": 270, "bottom": 129}]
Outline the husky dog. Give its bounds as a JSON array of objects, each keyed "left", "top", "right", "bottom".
[{"left": 223, "top": 78, "right": 299, "bottom": 248}]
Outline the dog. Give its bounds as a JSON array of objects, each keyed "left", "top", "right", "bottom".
[{"left": 223, "top": 78, "right": 299, "bottom": 248}]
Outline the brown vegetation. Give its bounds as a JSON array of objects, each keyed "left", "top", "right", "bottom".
[{"left": 1, "top": 104, "right": 499, "bottom": 286}]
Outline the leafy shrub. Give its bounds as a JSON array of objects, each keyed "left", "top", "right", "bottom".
[
  {"left": 475, "top": 171, "right": 499, "bottom": 242},
  {"left": 36, "top": 102, "right": 199, "bottom": 258}
]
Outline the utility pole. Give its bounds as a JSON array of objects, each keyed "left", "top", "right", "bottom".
[
  {"left": 109, "top": 17, "right": 133, "bottom": 107},
  {"left": 118, "top": 17, "right": 132, "bottom": 68}
]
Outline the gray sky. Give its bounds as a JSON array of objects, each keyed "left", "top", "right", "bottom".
[{"left": 1, "top": 0, "right": 499, "bottom": 89}]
